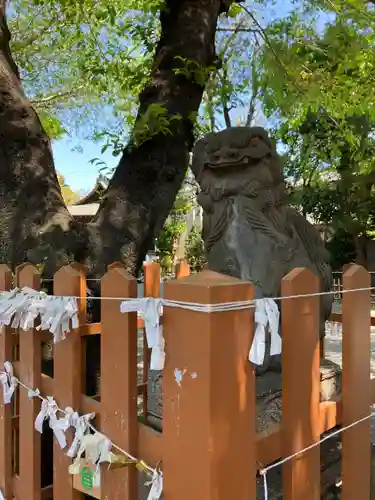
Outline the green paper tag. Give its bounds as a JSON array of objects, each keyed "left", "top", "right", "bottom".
[{"left": 80, "top": 466, "right": 93, "bottom": 491}]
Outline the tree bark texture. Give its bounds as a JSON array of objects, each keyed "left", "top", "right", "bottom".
[{"left": 0, "top": 0, "right": 233, "bottom": 277}]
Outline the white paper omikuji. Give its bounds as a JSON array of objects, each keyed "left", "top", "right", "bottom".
[
  {"left": 0, "top": 487, "right": 5, "bottom": 500},
  {"left": 36, "top": 295, "right": 79, "bottom": 343},
  {"left": 34, "top": 397, "right": 67, "bottom": 449},
  {"left": 67, "top": 412, "right": 95, "bottom": 458},
  {"left": 149, "top": 329, "right": 165, "bottom": 371},
  {"left": 146, "top": 470, "right": 163, "bottom": 500},
  {"left": 120, "top": 297, "right": 165, "bottom": 370},
  {"left": 0, "top": 287, "right": 79, "bottom": 343},
  {"left": 249, "top": 298, "right": 281, "bottom": 365},
  {"left": 69, "top": 432, "right": 112, "bottom": 488},
  {"left": 0, "top": 361, "right": 18, "bottom": 404}
]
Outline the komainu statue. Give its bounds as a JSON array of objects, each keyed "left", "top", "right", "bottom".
[
  {"left": 147, "top": 127, "right": 340, "bottom": 445},
  {"left": 191, "top": 126, "right": 334, "bottom": 375}
]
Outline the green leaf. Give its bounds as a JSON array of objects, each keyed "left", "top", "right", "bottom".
[{"left": 227, "top": 3, "right": 242, "bottom": 18}]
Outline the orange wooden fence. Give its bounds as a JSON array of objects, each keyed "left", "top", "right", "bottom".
[{"left": 0, "top": 261, "right": 373, "bottom": 499}]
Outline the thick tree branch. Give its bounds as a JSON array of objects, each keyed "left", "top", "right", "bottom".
[
  {"left": 0, "top": 2, "right": 89, "bottom": 271},
  {"left": 0, "top": 0, "right": 227, "bottom": 277},
  {"left": 246, "top": 93, "right": 256, "bottom": 126},
  {"left": 13, "top": 23, "right": 53, "bottom": 51},
  {"left": 217, "top": 27, "right": 259, "bottom": 32},
  {"left": 30, "top": 86, "right": 84, "bottom": 106},
  {"left": 0, "top": 1, "right": 19, "bottom": 81},
  {"left": 246, "top": 52, "right": 259, "bottom": 126},
  {"left": 223, "top": 101, "right": 232, "bottom": 127},
  {"left": 221, "top": 68, "right": 232, "bottom": 128},
  {"left": 88, "top": 0, "right": 225, "bottom": 275}
]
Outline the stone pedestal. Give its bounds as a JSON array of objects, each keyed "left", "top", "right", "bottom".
[
  {"left": 146, "top": 359, "right": 352, "bottom": 498},
  {"left": 147, "top": 358, "right": 342, "bottom": 432}
]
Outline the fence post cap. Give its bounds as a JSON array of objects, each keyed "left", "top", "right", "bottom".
[
  {"left": 343, "top": 263, "right": 366, "bottom": 278},
  {"left": 54, "top": 263, "right": 81, "bottom": 279},
  {"left": 15, "top": 263, "right": 39, "bottom": 275},
  {"left": 15, "top": 262, "right": 38, "bottom": 272},
  {"left": 16, "top": 263, "right": 40, "bottom": 287},
  {"left": 107, "top": 261, "right": 125, "bottom": 271},
  {"left": 342, "top": 262, "right": 356, "bottom": 273},
  {"left": 0, "top": 263, "right": 12, "bottom": 274},
  {"left": 102, "top": 264, "right": 136, "bottom": 282},
  {"left": 69, "top": 262, "right": 87, "bottom": 274},
  {"left": 282, "top": 267, "right": 318, "bottom": 283},
  {"left": 168, "top": 269, "right": 250, "bottom": 288},
  {"left": 143, "top": 260, "right": 159, "bottom": 267},
  {"left": 164, "top": 269, "right": 253, "bottom": 303}
]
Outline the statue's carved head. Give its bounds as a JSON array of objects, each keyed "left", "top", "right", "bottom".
[
  {"left": 191, "top": 126, "right": 282, "bottom": 183},
  {"left": 192, "top": 127, "right": 285, "bottom": 214}
]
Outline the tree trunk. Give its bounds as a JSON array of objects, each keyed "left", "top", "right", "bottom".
[
  {"left": 0, "top": 0, "right": 76, "bottom": 269},
  {"left": 354, "top": 234, "right": 369, "bottom": 268},
  {"left": 0, "top": 0, "right": 232, "bottom": 277}
]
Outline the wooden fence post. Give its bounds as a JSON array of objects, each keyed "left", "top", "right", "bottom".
[
  {"left": 53, "top": 264, "right": 86, "bottom": 500},
  {"left": 142, "top": 262, "right": 161, "bottom": 421},
  {"left": 282, "top": 268, "right": 320, "bottom": 500},
  {"left": 175, "top": 260, "right": 190, "bottom": 278},
  {"left": 144, "top": 261, "right": 161, "bottom": 298},
  {"left": 101, "top": 264, "right": 138, "bottom": 500},
  {"left": 342, "top": 264, "right": 371, "bottom": 500},
  {"left": 70, "top": 264, "right": 87, "bottom": 395},
  {"left": 16, "top": 264, "right": 42, "bottom": 500},
  {"left": 163, "top": 270, "right": 256, "bottom": 500},
  {"left": 0, "top": 265, "right": 13, "bottom": 499}
]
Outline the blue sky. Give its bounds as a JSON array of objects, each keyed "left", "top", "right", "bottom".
[
  {"left": 51, "top": 0, "right": 298, "bottom": 193},
  {"left": 52, "top": 136, "right": 117, "bottom": 193}
]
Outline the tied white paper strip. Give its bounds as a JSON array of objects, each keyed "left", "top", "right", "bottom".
[
  {"left": 145, "top": 469, "right": 163, "bottom": 500},
  {"left": 35, "top": 295, "right": 79, "bottom": 343},
  {"left": 0, "top": 361, "right": 158, "bottom": 488},
  {"left": 67, "top": 411, "right": 95, "bottom": 458},
  {"left": 69, "top": 433, "right": 112, "bottom": 488},
  {"left": 35, "top": 397, "right": 68, "bottom": 449},
  {"left": 0, "top": 361, "right": 18, "bottom": 404},
  {"left": 120, "top": 298, "right": 164, "bottom": 370},
  {"left": 249, "top": 298, "right": 281, "bottom": 365},
  {"left": 0, "top": 287, "right": 78, "bottom": 343},
  {"left": 28, "top": 388, "right": 40, "bottom": 400},
  {"left": 0, "top": 488, "right": 5, "bottom": 500}
]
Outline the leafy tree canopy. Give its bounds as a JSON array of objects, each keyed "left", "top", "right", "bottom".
[
  {"left": 9, "top": 0, "right": 161, "bottom": 144},
  {"left": 8, "top": 0, "right": 375, "bottom": 269},
  {"left": 254, "top": 0, "right": 375, "bottom": 264}
]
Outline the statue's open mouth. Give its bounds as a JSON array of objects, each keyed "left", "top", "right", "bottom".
[{"left": 205, "top": 157, "right": 250, "bottom": 170}]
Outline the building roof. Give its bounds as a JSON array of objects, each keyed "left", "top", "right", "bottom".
[
  {"left": 74, "top": 179, "right": 107, "bottom": 206},
  {"left": 67, "top": 203, "right": 99, "bottom": 217},
  {"left": 66, "top": 178, "right": 107, "bottom": 218}
]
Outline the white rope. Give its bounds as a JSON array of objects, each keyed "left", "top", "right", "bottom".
[
  {"left": 0, "top": 284, "right": 373, "bottom": 372},
  {"left": 6, "top": 361, "right": 375, "bottom": 500},
  {"left": 3, "top": 285, "right": 374, "bottom": 303},
  {"left": 259, "top": 410, "right": 375, "bottom": 498},
  {"left": 55, "top": 285, "right": 375, "bottom": 301},
  {"left": 0, "top": 363, "right": 161, "bottom": 495},
  {"left": 161, "top": 298, "right": 256, "bottom": 312}
]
